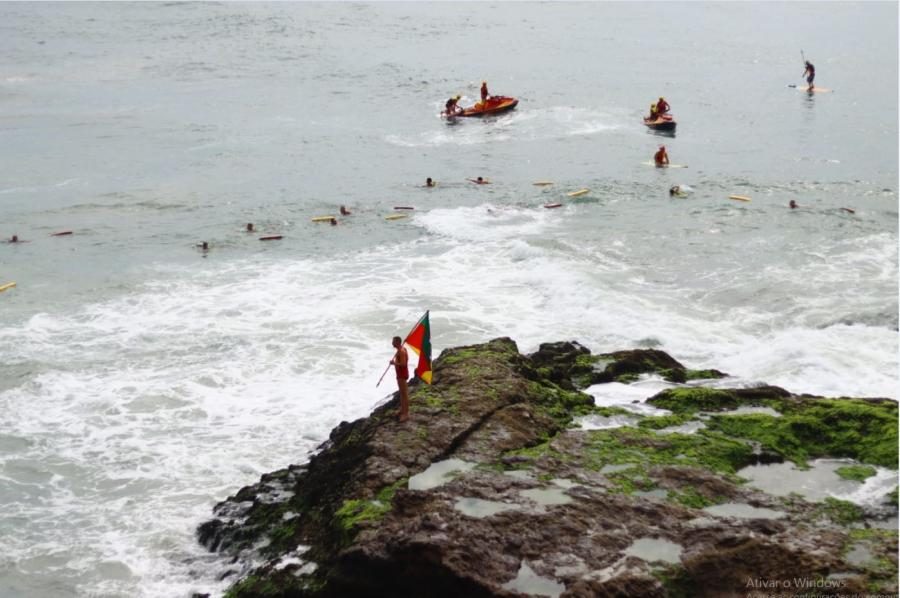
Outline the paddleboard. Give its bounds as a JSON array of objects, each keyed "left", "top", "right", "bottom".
[
  {"left": 0, "top": 282, "right": 16, "bottom": 293},
  {"left": 642, "top": 161, "right": 688, "bottom": 168},
  {"left": 543, "top": 203, "right": 563, "bottom": 209},
  {"left": 259, "top": 235, "right": 283, "bottom": 241},
  {"left": 789, "top": 85, "right": 831, "bottom": 93},
  {"left": 311, "top": 216, "right": 335, "bottom": 222},
  {"left": 533, "top": 181, "right": 554, "bottom": 186},
  {"left": 385, "top": 214, "right": 408, "bottom": 221},
  {"left": 567, "top": 189, "right": 589, "bottom": 197},
  {"left": 728, "top": 195, "right": 751, "bottom": 202}
]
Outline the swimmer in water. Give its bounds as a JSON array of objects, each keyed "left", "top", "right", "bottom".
[
  {"left": 468, "top": 176, "right": 490, "bottom": 184},
  {"left": 246, "top": 223, "right": 254, "bottom": 232},
  {"left": 426, "top": 178, "right": 435, "bottom": 187},
  {"left": 340, "top": 206, "right": 351, "bottom": 216}
]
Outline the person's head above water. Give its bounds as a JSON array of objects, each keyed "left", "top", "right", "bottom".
[
  {"left": 246, "top": 223, "right": 253, "bottom": 231},
  {"left": 477, "top": 176, "right": 483, "bottom": 182},
  {"left": 789, "top": 200, "right": 798, "bottom": 209},
  {"left": 426, "top": 177, "right": 434, "bottom": 186}
]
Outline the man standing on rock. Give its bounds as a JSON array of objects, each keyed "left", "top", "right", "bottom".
[{"left": 391, "top": 336, "right": 410, "bottom": 422}]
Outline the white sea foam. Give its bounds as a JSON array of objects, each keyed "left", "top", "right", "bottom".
[{"left": 385, "top": 106, "right": 621, "bottom": 147}]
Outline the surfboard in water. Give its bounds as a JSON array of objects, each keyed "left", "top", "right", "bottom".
[{"left": 642, "top": 161, "right": 688, "bottom": 168}]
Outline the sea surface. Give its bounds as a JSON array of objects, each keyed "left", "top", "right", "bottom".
[{"left": 0, "top": 2, "right": 897, "bottom": 597}]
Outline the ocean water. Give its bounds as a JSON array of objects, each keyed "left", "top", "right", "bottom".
[{"left": 0, "top": 3, "right": 897, "bottom": 597}]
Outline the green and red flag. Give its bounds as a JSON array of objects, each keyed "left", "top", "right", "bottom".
[{"left": 405, "top": 311, "right": 432, "bottom": 384}]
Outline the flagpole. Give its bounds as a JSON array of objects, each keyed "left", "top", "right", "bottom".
[{"left": 375, "top": 310, "right": 429, "bottom": 387}]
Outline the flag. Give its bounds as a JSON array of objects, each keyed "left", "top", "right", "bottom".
[{"left": 404, "top": 311, "right": 432, "bottom": 384}]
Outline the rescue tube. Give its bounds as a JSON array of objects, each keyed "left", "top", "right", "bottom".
[
  {"left": 385, "top": 214, "right": 408, "bottom": 221},
  {"left": 259, "top": 235, "right": 283, "bottom": 241},
  {"left": 543, "top": 203, "right": 563, "bottom": 209},
  {"left": 51, "top": 231, "right": 73, "bottom": 236},
  {"left": 533, "top": 181, "right": 554, "bottom": 186},
  {"left": 728, "top": 195, "right": 751, "bottom": 202},
  {"left": 311, "top": 216, "right": 335, "bottom": 222},
  {"left": 0, "top": 282, "right": 16, "bottom": 293},
  {"left": 567, "top": 189, "right": 589, "bottom": 197},
  {"left": 393, "top": 206, "right": 415, "bottom": 210}
]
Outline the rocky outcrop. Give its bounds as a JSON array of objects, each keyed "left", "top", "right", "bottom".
[{"left": 197, "top": 338, "right": 898, "bottom": 598}]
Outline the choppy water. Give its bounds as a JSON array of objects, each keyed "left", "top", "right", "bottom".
[{"left": 0, "top": 3, "right": 897, "bottom": 597}]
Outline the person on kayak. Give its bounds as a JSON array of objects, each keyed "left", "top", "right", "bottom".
[
  {"left": 802, "top": 61, "right": 815, "bottom": 91},
  {"left": 647, "top": 103, "right": 658, "bottom": 121},
  {"left": 657, "top": 97, "right": 670, "bottom": 115},
  {"left": 654, "top": 145, "right": 669, "bottom": 167},
  {"left": 481, "top": 81, "right": 490, "bottom": 104},
  {"left": 444, "top": 94, "right": 462, "bottom": 116}
]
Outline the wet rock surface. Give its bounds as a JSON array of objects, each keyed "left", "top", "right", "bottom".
[{"left": 198, "top": 338, "right": 898, "bottom": 597}]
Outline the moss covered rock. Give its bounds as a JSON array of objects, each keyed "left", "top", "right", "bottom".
[{"left": 199, "top": 338, "right": 898, "bottom": 598}]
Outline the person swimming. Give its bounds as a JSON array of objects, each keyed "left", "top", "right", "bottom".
[
  {"left": 444, "top": 94, "right": 462, "bottom": 117},
  {"left": 468, "top": 176, "right": 490, "bottom": 184},
  {"left": 340, "top": 206, "right": 351, "bottom": 216},
  {"left": 245, "top": 223, "right": 254, "bottom": 232},
  {"left": 426, "top": 177, "right": 435, "bottom": 187}
]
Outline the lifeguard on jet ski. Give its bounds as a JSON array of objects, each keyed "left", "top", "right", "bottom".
[
  {"left": 643, "top": 96, "right": 676, "bottom": 131},
  {"left": 442, "top": 81, "right": 519, "bottom": 118}
]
